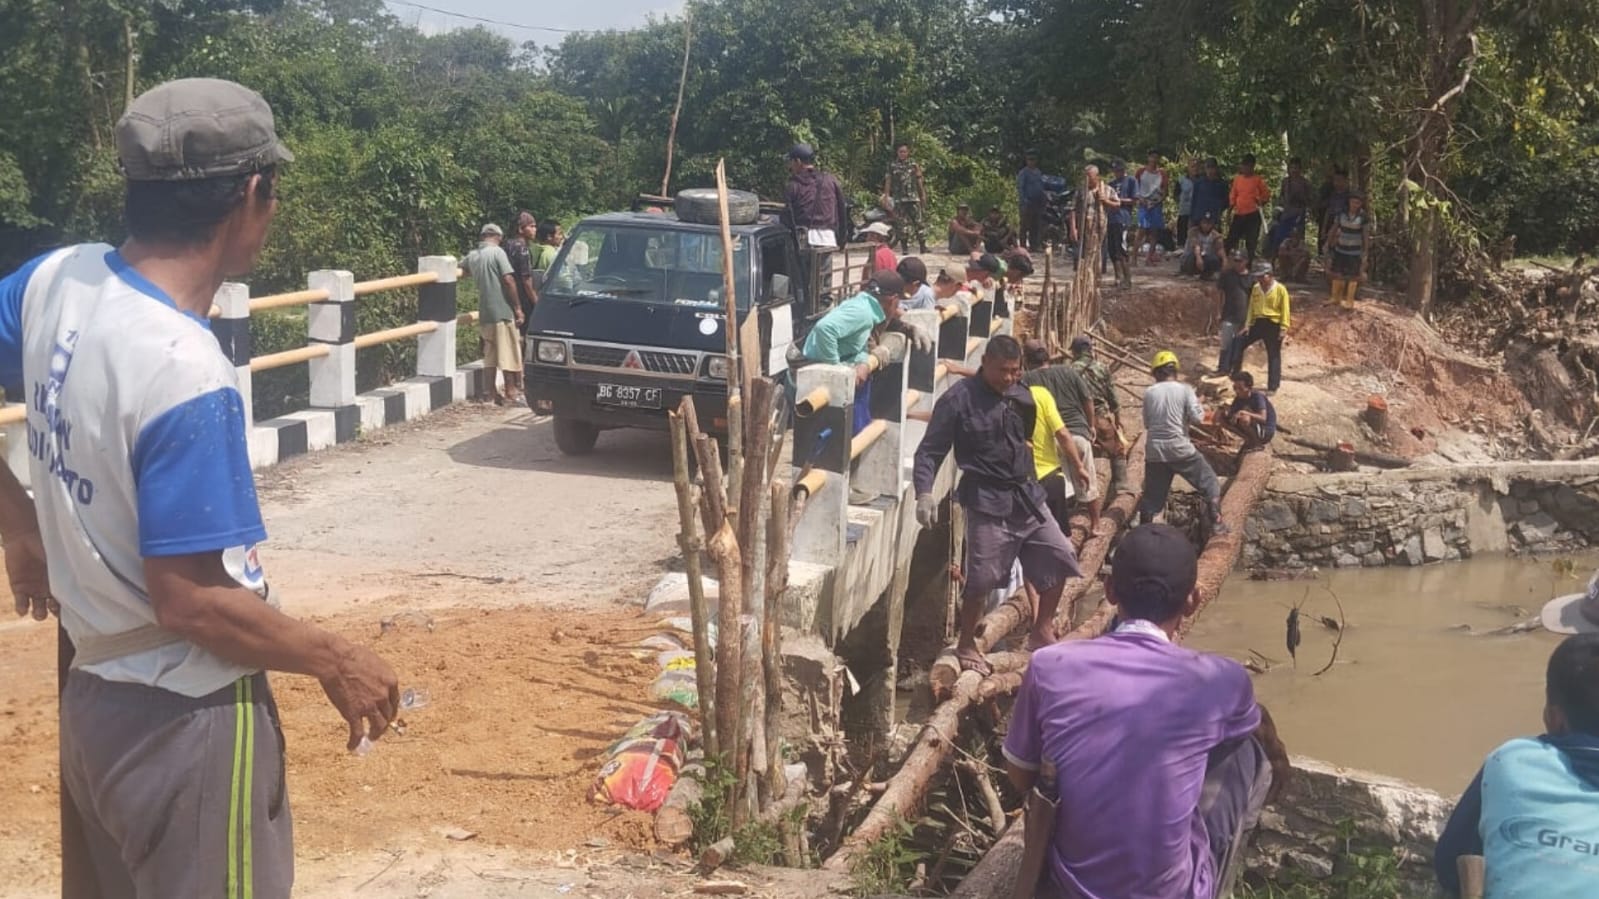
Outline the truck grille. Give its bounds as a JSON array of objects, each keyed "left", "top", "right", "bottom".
[
  {"left": 570, "top": 342, "right": 698, "bottom": 377},
  {"left": 639, "top": 351, "right": 697, "bottom": 375},
  {"left": 571, "top": 344, "right": 629, "bottom": 368}
]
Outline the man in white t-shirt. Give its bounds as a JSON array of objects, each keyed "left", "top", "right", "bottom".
[
  {"left": 0, "top": 78, "right": 398, "bottom": 898},
  {"left": 1138, "top": 350, "right": 1225, "bottom": 536}
]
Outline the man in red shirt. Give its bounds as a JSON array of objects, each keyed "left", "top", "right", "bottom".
[{"left": 1226, "top": 154, "right": 1271, "bottom": 265}]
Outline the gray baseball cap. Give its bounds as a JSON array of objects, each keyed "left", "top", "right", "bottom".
[{"left": 116, "top": 78, "right": 294, "bottom": 182}]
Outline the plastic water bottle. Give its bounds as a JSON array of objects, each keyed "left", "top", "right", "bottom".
[{"left": 351, "top": 685, "right": 430, "bottom": 755}]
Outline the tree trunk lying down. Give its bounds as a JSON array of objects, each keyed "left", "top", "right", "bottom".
[{"left": 832, "top": 448, "right": 1274, "bottom": 884}]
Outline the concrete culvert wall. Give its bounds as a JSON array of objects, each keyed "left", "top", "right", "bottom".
[{"left": 1163, "top": 460, "right": 1599, "bottom": 568}]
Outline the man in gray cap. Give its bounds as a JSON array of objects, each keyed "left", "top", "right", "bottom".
[{"left": 0, "top": 78, "right": 398, "bottom": 898}]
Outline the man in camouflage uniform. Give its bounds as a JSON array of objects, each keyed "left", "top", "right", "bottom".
[
  {"left": 883, "top": 142, "right": 927, "bottom": 255},
  {"left": 1070, "top": 335, "right": 1131, "bottom": 495}
]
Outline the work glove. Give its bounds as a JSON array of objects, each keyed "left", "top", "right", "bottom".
[
  {"left": 906, "top": 323, "right": 935, "bottom": 355},
  {"left": 916, "top": 494, "right": 938, "bottom": 528}
]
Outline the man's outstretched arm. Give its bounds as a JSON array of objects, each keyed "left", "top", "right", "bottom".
[{"left": 146, "top": 553, "right": 399, "bottom": 751}]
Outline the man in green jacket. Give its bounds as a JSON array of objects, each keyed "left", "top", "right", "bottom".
[{"left": 801, "top": 271, "right": 906, "bottom": 434}]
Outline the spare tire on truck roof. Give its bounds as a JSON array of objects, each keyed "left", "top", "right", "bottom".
[{"left": 675, "top": 188, "right": 761, "bottom": 226}]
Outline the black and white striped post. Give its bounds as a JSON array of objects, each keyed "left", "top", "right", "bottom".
[
  {"left": 307, "top": 269, "right": 358, "bottom": 444},
  {"left": 416, "top": 255, "right": 459, "bottom": 382},
  {"left": 212, "top": 281, "right": 253, "bottom": 429}
]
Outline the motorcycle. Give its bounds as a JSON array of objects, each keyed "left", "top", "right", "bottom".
[{"left": 1041, "top": 181, "right": 1078, "bottom": 260}]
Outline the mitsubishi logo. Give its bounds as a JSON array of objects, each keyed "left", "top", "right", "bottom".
[{"left": 622, "top": 350, "right": 644, "bottom": 371}]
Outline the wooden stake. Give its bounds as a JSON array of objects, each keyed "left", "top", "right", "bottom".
[
  {"left": 669, "top": 407, "right": 719, "bottom": 759},
  {"left": 763, "top": 479, "right": 791, "bottom": 807},
  {"left": 707, "top": 517, "right": 744, "bottom": 816},
  {"left": 659, "top": 8, "right": 693, "bottom": 196}
]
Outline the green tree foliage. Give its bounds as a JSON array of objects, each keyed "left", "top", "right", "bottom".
[{"left": 6, "top": 0, "right": 1599, "bottom": 320}]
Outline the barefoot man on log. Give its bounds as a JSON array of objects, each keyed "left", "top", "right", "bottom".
[{"left": 913, "top": 335, "right": 1081, "bottom": 674}]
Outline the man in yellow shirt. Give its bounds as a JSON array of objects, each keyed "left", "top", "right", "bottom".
[
  {"left": 1028, "top": 384, "right": 1090, "bottom": 534},
  {"left": 1232, "top": 264, "right": 1290, "bottom": 392}
]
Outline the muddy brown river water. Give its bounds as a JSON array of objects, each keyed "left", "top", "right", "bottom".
[{"left": 1187, "top": 552, "right": 1599, "bottom": 796}]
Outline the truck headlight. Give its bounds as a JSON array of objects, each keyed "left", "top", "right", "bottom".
[
  {"left": 704, "top": 355, "right": 730, "bottom": 380},
  {"left": 535, "top": 340, "right": 567, "bottom": 364}
]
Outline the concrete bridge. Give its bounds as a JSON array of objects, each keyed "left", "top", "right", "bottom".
[{"left": 0, "top": 248, "right": 1010, "bottom": 744}]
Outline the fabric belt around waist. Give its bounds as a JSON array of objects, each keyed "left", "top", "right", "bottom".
[
  {"left": 964, "top": 472, "right": 1049, "bottom": 524},
  {"left": 70, "top": 589, "right": 281, "bottom": 668},
  {"left": 71, "top": 625, "right": 189, "bottom": 668}
]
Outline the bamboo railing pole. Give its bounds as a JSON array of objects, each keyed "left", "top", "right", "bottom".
[{"left": 669, "top": 406, "right": 719, "bottom": 760}]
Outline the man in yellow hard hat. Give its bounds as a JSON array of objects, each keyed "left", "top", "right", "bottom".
[{"left": 1139, "top": 351, "right": 1225, "bottom": 534}]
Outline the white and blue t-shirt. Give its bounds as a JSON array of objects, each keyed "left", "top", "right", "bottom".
[{"left": 0, "top": 244, "right": 266, "bottom": 697}]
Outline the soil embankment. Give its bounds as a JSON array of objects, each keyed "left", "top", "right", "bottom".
[{"left": 1096, "top": 269, "right": 1530, "bottom": 465}]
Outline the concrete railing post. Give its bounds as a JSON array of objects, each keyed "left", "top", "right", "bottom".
[
  {"left": 307, "top": 270, "right": 357, "bottom": 446},
  {"left": 938, "top": 303, "right": 970, "bottom": 371},
  {"left": 969, "top": 292, "right": 994, "bottom": 339},
  {"left": 791, "top": 363, "right": 855, "bottom": 568},
  {"left": 212, "top": 281, "right": 253, "bottom": 430},
  {"left": 855, "top": 333, "right": 908, "bottom": 500},
  {"left": 900, "top": 308, "right": 940, "bottom": 453},
  {"left": 416, "top": 255, "right": 459, "bottom": 379}
]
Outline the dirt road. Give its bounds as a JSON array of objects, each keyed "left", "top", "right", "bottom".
[
  {"left": 257, "top": 403, "right": 684, "bottom": 616},
  {"left": 0, "top": 403, "right": 732, "bottom": 898}
]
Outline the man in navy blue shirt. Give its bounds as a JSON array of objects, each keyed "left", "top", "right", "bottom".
[
  {"left": 1017, "top": 151, "right": 1047, "bottom": 251},
  {"left": 913, "top": 335, "right": 1080, "bottom": 673},
  {"left": 1189, "top": 158, "right": 1231, "bottom": 241},
  {"left": 1226, "top": 371, "right": 1276, "bottom": 451}
]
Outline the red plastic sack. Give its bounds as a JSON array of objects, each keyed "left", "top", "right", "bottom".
[{"left": 589, "top": 712, "right": 692, "bottom": 812}]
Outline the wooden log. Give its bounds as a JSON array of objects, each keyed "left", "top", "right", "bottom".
[
  {"left": 948, "top": 816, "right": 1025, "bottom": 898},
  {"left": 857, "top": 447, "right": 1272, "bottom": 894},
  {"left": 707, "top": 518, "right": 743, "bottom": 796},
  {"left": 1052, "top": 433, "right": 1147, "bottom": 635},
  {"left": 1283, "top": 435, "right": 1411, "bottom": 469},
  {"left": 699, "top": 836, "right": 736, "bottom": 874},
  {"left": 927, "top": 434, "right": 1146, "bottom": 699},
  {"left": 655, "top": 760, "right": 705, "bottom": 846},
  {"left": 763, "top": 480, "right": 790, "bottom": 806},
  {"left": 737, "top": 379, "right": 775, "bottom": 815},
  {"left": 669, "top": 407, "right": 719, "bottom": 759},
  {"left": 822, "top": 662, "right": 1027, "bottom": 874},
  {"left": 1179, "top": 447, "right": 1273, "bottom": 638},
  {"left": 683, "top": 401, "right": 728, "bottom": 537}
]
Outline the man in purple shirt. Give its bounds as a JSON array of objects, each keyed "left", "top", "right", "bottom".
[
  {"left": 913, "top": 335, "right": 1080, "bottom": 673},
  {"left": 1003, "top": 524, "right": 1289, "bottom": 899}
]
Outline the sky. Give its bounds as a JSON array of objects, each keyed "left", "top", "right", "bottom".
[{"left": 383, "top": 0, "right": 684, "bottom": 40}]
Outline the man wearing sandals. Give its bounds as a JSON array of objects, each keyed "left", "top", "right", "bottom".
[{"left": 913, "top": 335, "right": 1081, "bottom": 674}]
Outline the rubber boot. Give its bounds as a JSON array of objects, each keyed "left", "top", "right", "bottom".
[
  {"left": 1121, "top": 262, "right": 1133, "bottom": 289},
  {"left": 1109, "top": 456, "right": 1130, "bottom": 496}
]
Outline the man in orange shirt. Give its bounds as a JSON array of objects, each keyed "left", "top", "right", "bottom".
[{"left": 1226, "top": 154, "right": 1271, "bottom": 265}]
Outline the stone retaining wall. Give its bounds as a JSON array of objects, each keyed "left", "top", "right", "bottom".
[{"left": 1209, "top": 461, "right": 1599, "bottom": 570}]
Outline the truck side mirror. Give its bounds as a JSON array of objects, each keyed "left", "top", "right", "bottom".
[{"left": 770, "top": 273, "right": 792, "bottom": 301}]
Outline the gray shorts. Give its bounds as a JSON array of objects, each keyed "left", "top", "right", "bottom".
[
  {"left": 963, "top": 507, "right": 1080, "bottom": 600},
  {"left": 61, "top": 670, "right": 293, "bottom": 899}
]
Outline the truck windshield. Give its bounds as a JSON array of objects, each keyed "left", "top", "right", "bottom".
[{"left": 542, "top": 224, "right": 752, "bottom": 309}]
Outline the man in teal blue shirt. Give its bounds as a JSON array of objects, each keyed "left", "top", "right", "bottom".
[
  {"left": 1436, "top": 627, "right": 1599, "bottom": 897},
  {"left": 801, "top": 271, "right": 904, "bottom": 434}
]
